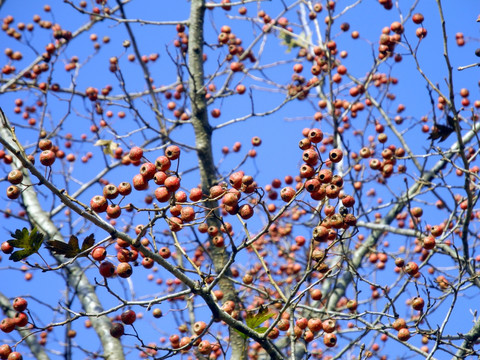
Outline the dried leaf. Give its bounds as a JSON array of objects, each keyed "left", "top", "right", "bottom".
[
  {"left": 45, "top": 234, "right": 95, "bottom": 258},
  {"left": 94, "top": 139, "right": 118, "bottom": 156}
]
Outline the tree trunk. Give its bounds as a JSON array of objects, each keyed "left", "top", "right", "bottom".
[{"left": 187, "top": 1, "right": 248, "bottom": 358}]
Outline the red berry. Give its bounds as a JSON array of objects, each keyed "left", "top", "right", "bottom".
[
  {"left": 230, "top": 62, "right": 244, "bottom": 72},
  {"left": 168, "top": 217, "right": 183, "bottom": 232},
  {"left": 0, "top": 344, "right": 12, "bottom": 359},
  {"left": 346, "top": 299, "right": 358, "bottom": 311},
  {"left": 368, "top": 158, "right": 380, "bottom": 171},
  {"left": 305, "top": 179, "right": 320, "bottom": 193},
  {"left": 90, "top": 195, "right": 108, "bottom": 213},
  {"left": 276, "top": 319, "right": 290, "bottom": 331},
  {"left": 140, "top": 162, "right": 156, "bottom": 180},
  {"left": 229, "top": 171, "right": 244, "bottom": 189},
  {"left": 180, "top": 206, "right": 195, "bottom": 222},
  {"left": 189, "top": 188, "right": 203, "bottom": 201},
  {"left": 292, "top": 236, "right": 305, "bottom": 248},
  {"left": 296, "top": 318, "right": 308, "bottom": 330},
  {"left": 242, "top": 273, "right": 253, "bottom": 284},
  {"left": 128, "top": 146, "right": 143, "bottom": 161},
  {"left": 392, "top": 318, "right": 407, "bottom": 331},
  {"left": 7, "top": 351, "right": 22, "bottom": 360},
  {"left": 307, "top": 128, "right": 323, "bottom": 143},
  {"left": 12, "top": 297, "right": 27, "bottom": 312},
  {"left": 155, "top": 156, "right": 171, "bottom": 171},
  {"left": 116, "top": 262, "right": 133, "bottom": 278},
  {"left": 121, "top": 310, "right": 136, "bottom": 325},
  {"left": 6, "top": 185, "right": 20, "bottom": 200},
  {"left": 430, "top": 225, "right": 444, "bottom": 237},
  {"left": 39, "top": 150, "right": 56, "bottom": 166},
  {"left": 404, "top": 261, "right": 419, "bottom": 276},
  {"left": 395, "top": 258, "right": 405, "bottom": 267},
  {"left": 211, "top": 108, "right": 221, "bottom": 118},
  {"left": 250, "top": 137, "right": 261, "bottom": 147},
  {"left": 209, "top": 185, "right": 226, "bottom": 198},
  {"left": 411, "top": 296, "right": 425, "bottom": 311},
  {"left": 325, "top": 184, "right": 340, "bottom": 199},
  {"left": 416, "top": 27, "right": 427, "bottom": 39},
  {"left": 179, "top": 336, "right": 192, "bottom": 350},
  {"left": 141, "top": 257, "right": 154, "bottom": 269},
  {"left": 422, "top": 235, "right": 436, "bottom": 250},
  {"left": 106, "top": 204, "right": 121, "bottom": 219},
  {"left": 193, "top": 321, "right": 207, "bottom": 335},
  {"left": 13, "top": 312, "right": 28, "bottom": 327},
  {"left": 164, "top": 176, "right": 181, "bottom": 192},
  {"left": 154, "top": 187, "right": 172, "bottom": 202},
  {"left": 323, "top": 333, "right": 337, "bottom": 347},
  {"left": 299, "top": 138, "right": 311, "bottom": 150},
  {"left": 0, "top": 318, "right": 16, "bottom": 333},
  {"left": 132, "top": 174, "right": 149, "bottom": 191},
  {"left": 7, "top": 170, "right": 23, "bottom": 185},
  {"left": 318, "top": 169, "right": 333, "bottom": 183},
  {"left": 280, "top": 186, "right": 295, "bottom": 202},
  {"left": 118, "top": 182, "right": 132, "bottom": 196},
  {"left": 159, "top": 247, "right": 171, "bottom": 259},
  {"left": 238, "top": 204, "right": 254, "bottom": 219},
  {"left": 412, "top": 13, "right": 424, "bottom": 24},
  {"left": 322, "top": 319, "right": 336, "bottom": 333},
  {"left": 222, "top": 192, "right": 239, "bottom": 207},
  {"left": 312, "top": 225, "right": 329, "bottom": 242},
  {"left": 198, "top": 339, "right": 212, "bottom": 355},
  {"left": 293, "top": 63, "right": 303, "bottom": 73},
  {"left": 165, "top": 145, "right": 181, "bottom": 160},
  {"left": 397, "top": 328, "right": 410, "bottom": 341},
  {"left": 1, "top": 241, "right": 13, "bottom": 254},
  {"left": 109, "top": 322, "right": 124, "bottom": 338},
  {"left": 153, "top": 171, "right": 167, "bottom": 185},
  {"left": 310, "top": 289, "right": 322, "bottom": 300},
  {"left": 411, "top": 207, "right": 423, "bottom": 217},
  {"left": 329, "top": 148, "right": 343, "bottom": 163},
  {"left": 236, "top": 84, "right": 246, "bottom": 94},
  {"left": 91, "top": 246, "right": 107, "bottom": 261},
  {"left": 302, "top": 148, "right": 319, "bottom": 165},
  {"left": 99, "top": 261, "right": 115, "bottom": 277},
  {"left": 175, "top": 191, "right": 187, "bottom": 202},
  {"left": 331, "top": 174, "right": 343, "bottom": 187},
  {"left": 152, "top": 308, "right": 163, "bottom": 318},
  {"left": 342, "top": 195, "right": 355, "bottom": 207},
  {"left": 390, "top": 21, "right": 404, "bottom": 34},
  {"left": 303, "top": 330, "right": 314, "bottom": 343},
  {"left": 460, "top": 88, "right": 470, "bottom": 97},
  {"left": 307, "top": 318, "right": 323, "bottom": 332},
  {"left": 38, "top": 139, "right": 52, "bottom": 150},
  {"left": 103, "top": 184, "right": 119, "bottom": 199}
]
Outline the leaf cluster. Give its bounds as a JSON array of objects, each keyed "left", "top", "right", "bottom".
[{"left": 7, "top": 227, "right": 95, "bottom": 262}]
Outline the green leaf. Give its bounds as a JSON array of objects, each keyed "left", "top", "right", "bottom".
[
  {"left": 254, "top": 327, "right": 268, "bottom": 334},
  {"left": 279, "top": 30, "right": 310, "bottom": 53},
  {"left": 45, "top": 234, "right": 95, "bottom": 258},
  {"left": 7, "top": 227, "right": 44, "bottom": 262},
  {"left": 245, "top": 307, "right": 275, "bottom": 329},
  {"left": 235, "top": 330, "right": 248, "bottom": 340},
  {"left": 234, "top": 307, "right": 275, "bottom": 340}
]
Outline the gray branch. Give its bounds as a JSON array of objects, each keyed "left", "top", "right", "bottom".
[
  {"left": 0, "top": 109, "right": 125, "bottom": 360},
  {"left": 326, "top": 121, "right": 480, "bottom": 313},
  {"left": 0, "top": 292, "right": 50, "bottom": 360}
]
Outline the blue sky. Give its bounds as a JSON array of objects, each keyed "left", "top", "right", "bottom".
[{"left": 1, "top": 0, "right": 480, "bottom": 359}]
